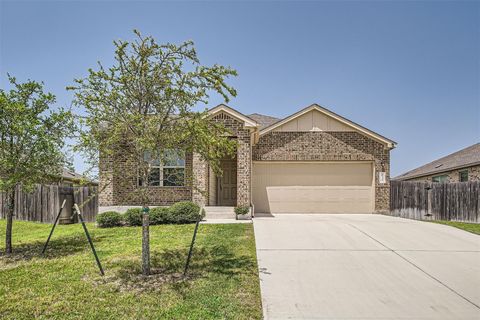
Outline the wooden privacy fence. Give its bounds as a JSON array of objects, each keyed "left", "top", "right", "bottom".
[
  {"left": 390, "top": 180, "right": 479, "bottom": 223},
  {"left": 0, "top": 184, "right": 98, "bottom": 223}
]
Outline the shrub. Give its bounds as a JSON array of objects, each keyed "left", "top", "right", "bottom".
[
  {"left": 149, "top": 207, "right": 170, "bottom": 225},
  {"left": 234, "top": 206, "right": 250, "bottom": 215},
  {"left": 124, "top": 208, "right": 143, "bottom": 226},
  {"left": 108, "top": 203, "right": 204, "bottom": 227},
  {"left": 168, "top": 201, "right": 205, "bottom": 224},
  {"left": 96, "top": 211, "right": 123, "bottom": 228}
]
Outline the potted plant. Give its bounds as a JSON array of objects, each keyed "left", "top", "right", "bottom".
[{"left": 235, "top": 206, "right": 251, "bottom": 220}]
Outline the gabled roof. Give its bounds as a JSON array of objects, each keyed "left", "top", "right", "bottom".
[
  {"left": 208, "top": 104, "right": 258, "bottom": 128},
  {"left": 260, "top": 104, "right": 396, "bottom": 148},
  {"left": 248, "top": 113, "right": 281, "bottom": 130},
  {"left": 394, "top": 143, "right": 480, "bottom": 181},
  {"left": 62, "top": 168, "right": 86, "bottom": 181}
]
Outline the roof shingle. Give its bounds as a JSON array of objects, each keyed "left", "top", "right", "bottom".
[{"left": 248, "top": 113, "right": 280, "bottom": 129}]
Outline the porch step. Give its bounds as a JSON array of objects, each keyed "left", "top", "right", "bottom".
[
  {"left": 203, "top": 206, "right": 236, "bottom": 219},
  {"left": 204, "top": 213, "right": 236, "bottom": 219},
  {"left": 204, "top": 206, "right": 235, "bottom": 213}
]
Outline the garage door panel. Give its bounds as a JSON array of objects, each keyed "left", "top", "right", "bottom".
[
  {"left": 253, "top": 162, "right": 374, "bottom": 214},
  {"left": 267, "top": 186, "right": 372, "bottom": 201},
  {"left": 255, "top": 162, "right": 372, "bottom": 187}
]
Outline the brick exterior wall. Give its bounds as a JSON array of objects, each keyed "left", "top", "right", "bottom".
[
  {"left": 252, "top": 131, "right": 391, "bottom": 212},
  {"left": 192, "top": 153, "right": 208, "bottom": 206},
  {"left": 99, "top": 112, "right": 253, "bottom": 208},
  {"left": 98, "top": 149, "right": 193, "bottom": 206},
  {"left": 98, "top": 153, "right": 114, "bottom": 206},
  {"left": 406, "top": 165, "right": 480, "bottom": 183}
]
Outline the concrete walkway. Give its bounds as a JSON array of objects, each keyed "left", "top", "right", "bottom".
[{"left": 253, "top": 214, "right": 480, "bottom": 319}]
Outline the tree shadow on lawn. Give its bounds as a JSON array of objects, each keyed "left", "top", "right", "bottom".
[
  {"left": 101, "top": 244, "right": 256, "bottom": 294},
  {"left": 0, "top": 235, "right": 107, "bottom": 265},
  {"left": 160, "top": 244, "right": 256, "bottom": 277}
]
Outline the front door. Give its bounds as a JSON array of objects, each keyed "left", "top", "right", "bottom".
[{"left": 218, "top": 160, "right": 237, "bottom": 206}]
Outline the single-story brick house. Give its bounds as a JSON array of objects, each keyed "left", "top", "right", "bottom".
[
  {"left": 99, "top": 104, "right": 396, "bottom": 214},
  {"left": 394, "top": 143, "right": 480, "bottom": 183}
]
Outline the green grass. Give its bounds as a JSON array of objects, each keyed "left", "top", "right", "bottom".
[
  {"left": 0, "top": 220, "right": 262, "bottom": 319},
  {"left": 430, "top": 220, "right": 480, "bottom": 235}
]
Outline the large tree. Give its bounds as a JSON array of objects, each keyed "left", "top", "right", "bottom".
[
  {"left": 0, "top": 75, "right": 74, "bottom": 254},
  {"left": 69, "top": 30, "right": 237, "bottom": 275}
]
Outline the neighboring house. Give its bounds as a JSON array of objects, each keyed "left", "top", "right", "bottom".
[
  {"left": 99, "top": 104, "right": 396, "bottom": 214},
  {"left": 51, "top": 168, "right": 98, "bottom": 186},
  {"left": 394, "top": 143, "right": 480, "bottom": 183}
]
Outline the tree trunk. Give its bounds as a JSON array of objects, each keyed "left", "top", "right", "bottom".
[
  {"left": 142, "top": 206, "right": 150, "bottom": 275},
  {"left": 5, "top": 189, "right": 15, "bottom": 254}
]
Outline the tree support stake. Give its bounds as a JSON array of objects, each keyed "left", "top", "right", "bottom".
[
  {"left": 184, "top": 209, "right": 202, "bottom": 277},
  {"left": 74, "top": 204, "right": 105, "bottom": 276},
  {"left": 42, "top": 199, "right": 67, "bottom": 254}
]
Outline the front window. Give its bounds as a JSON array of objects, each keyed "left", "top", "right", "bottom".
[
  {"left": 459, "top": 170, "right": 468, "bottom": 182},
  {"left": 140, "top": 150, "right": 185, "bottom": 187},
  {"left": 432, "top": 175, "right": 448, "bottom": 183}
]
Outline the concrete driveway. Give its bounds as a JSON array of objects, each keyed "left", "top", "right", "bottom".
[{"left": 253, "top": 214, "right": 480, "bottom": 319}]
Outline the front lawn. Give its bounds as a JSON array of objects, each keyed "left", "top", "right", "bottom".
[
  {"left": 0, "top": 220, "right": 262, "bottom": 319},
  {"left": 430, "top": 220, "right": 480, "bottom": 235}
]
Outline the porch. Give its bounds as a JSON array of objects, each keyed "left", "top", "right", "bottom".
[{"left": 191, "top": 109, "right": 253, "bottom": 209}]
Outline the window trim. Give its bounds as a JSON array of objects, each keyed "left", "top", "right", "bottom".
[
  {"left": 139, "top": 150, "right": 186, "bottom": 187},
  {"left": 459, "top": 170, "right": 468, "bottom": 182},
  {"left": 432, "top": 174, "right": 448, "bottom": 183}
]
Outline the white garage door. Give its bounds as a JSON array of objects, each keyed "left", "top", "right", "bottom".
[{"left": 252, "top": 162, "right": 374, "bottom": 214}]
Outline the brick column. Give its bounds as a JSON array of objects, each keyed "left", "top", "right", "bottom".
[
  {"left": 237, "top": 137, "right": 251, "bottom": 207},
  {"left": 375, "top": 157, "right": 390, "bottom": 212},
  {"left": 192, "top": 152, "right": 208, "bottom": 206},
  {"left": 99, "top": 153, "right": 114, "bottom": 206}
]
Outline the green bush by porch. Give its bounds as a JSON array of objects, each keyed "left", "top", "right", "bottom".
[
  {"left": 97, "top": 201, "right": 205, "bottom": 228},
  {"left": 96, "top": 211, "right": 124, "bottom": 228}
]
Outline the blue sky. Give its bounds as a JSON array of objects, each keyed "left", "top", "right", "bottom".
[{"left": 1, "top": 1, "right": 479, "bottom": 177}]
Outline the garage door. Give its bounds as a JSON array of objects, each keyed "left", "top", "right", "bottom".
[{"left": 252, "top": 162, "right": 374, "bottom": 214}]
